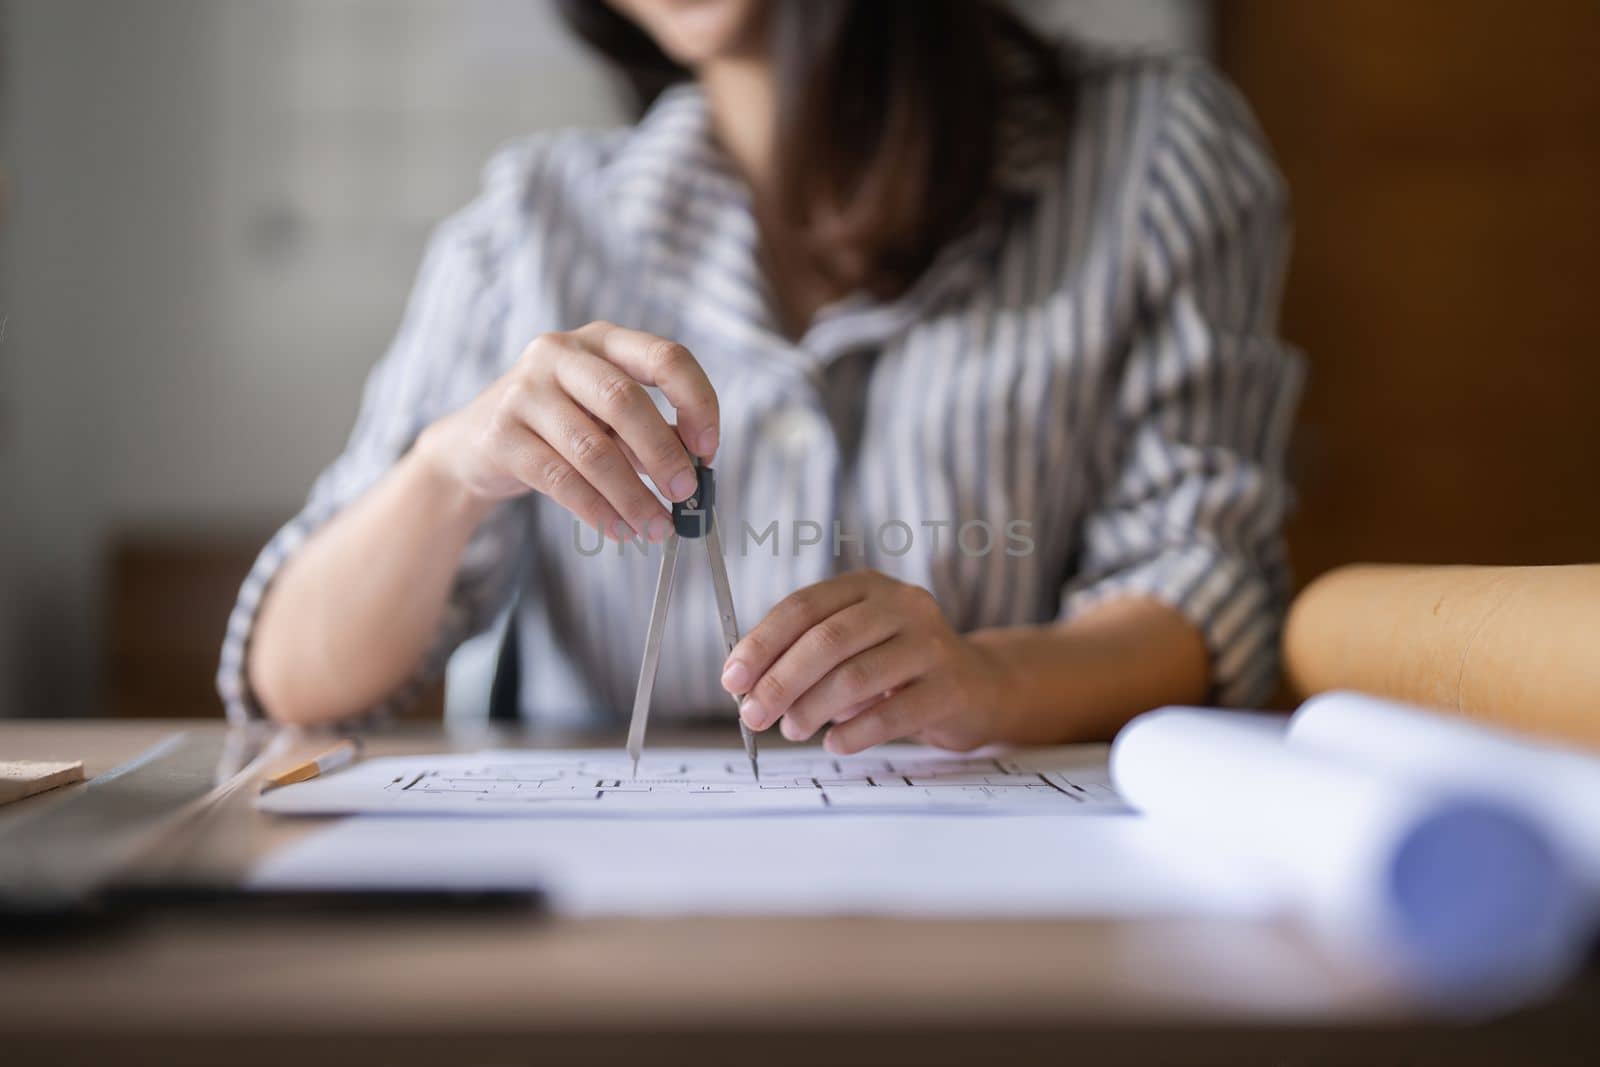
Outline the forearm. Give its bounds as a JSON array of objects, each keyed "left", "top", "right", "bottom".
[
  {"left": 244, "top": 318, "right": 730, "bottom": 725},
  {"left": 970, "top": 596, "right": 1211, "bottom": 745},
  {"left": 248, "top": 437, "right": 495, "bottom": 726}
]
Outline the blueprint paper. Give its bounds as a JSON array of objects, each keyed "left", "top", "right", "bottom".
[
  {"left": 1112, "top": 707, "right": 1588, "bottom": 998},
  {"left": 1288, "top": 691, "right": 1600, "bottom": 885},
  {"left": 255, "top": 745, "right": 1124, "bottom": 817}
]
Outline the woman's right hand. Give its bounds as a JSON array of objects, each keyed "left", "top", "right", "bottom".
[{"left": 415, "top": 321, "right": 719, "bottom": 542}]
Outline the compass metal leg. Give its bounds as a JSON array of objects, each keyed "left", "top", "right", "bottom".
[
  {"left": 626, "top": 532, "right": 680, "bottom": 778},
  {"left": 705, "top": 515, "right": 759, "bottom": 780}
]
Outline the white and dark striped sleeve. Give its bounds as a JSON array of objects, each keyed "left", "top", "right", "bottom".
[
  {"left": 215, "top": 158, "right": 530, "bottom": 724},
  {"left": 1060, "top": 61, "right": 1305, "bottom": 707}
]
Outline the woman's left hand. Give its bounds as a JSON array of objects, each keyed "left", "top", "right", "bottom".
[{"left": 721, "top": 571, "right": 1005, "bottom": 755}]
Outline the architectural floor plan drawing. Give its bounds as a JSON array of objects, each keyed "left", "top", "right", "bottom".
[{"left": 256, "top": 746, "right": 1126, "bottom": 817}]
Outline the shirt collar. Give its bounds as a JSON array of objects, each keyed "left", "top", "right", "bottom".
[
  {"left": 599, "top": 79, "right": 1062, "bottom": 362},
  {"left": 603, "top": 83, "right": 746, "bottom": 235}
]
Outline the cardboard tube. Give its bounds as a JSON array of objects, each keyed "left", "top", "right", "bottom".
[{"left": 1283, "top": 564, "right": 1600, "bottom": 750}]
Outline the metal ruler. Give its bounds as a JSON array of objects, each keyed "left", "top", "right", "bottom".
[{"left": 0, "top": 729, "right": 247, "bottom": 907}]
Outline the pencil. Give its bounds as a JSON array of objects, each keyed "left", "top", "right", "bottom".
[{"left": 260, "top": 738, "right": 362, "bottom": 792}]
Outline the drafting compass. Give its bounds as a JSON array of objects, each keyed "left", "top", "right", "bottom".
[{"left": 626, "top": 458, "right": 760, "bottom": 780}]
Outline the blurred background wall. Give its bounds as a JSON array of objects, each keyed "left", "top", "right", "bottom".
[
  {"left": 0, "top": 0, "right": 1203, "bottom": 718},
  {"left": 0, "top": 0, "right": 623, "bottom": 717},
  {"left": 1217, "top": 0, "right": 1600, "bottom": 582}
]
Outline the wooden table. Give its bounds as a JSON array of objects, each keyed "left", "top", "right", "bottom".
[{"left": 0, "top": 719, "right": 1594, "bottom": 1066}]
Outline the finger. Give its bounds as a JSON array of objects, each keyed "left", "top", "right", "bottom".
[
  {"left": 779, "top": 634, "right": 938, "bottom": 740},
  {"left": 823, "top": 684, "right": 945, "bottom": 755},
  {"left": 723, "top": 573, "right": 875, "bottom": 699},
  {"left": 555, "top": 346, "right": 699, "bottom": 502},
  {"left": 494, "top": 427, "right": 628, "bottom": 541},
  {"left": 576, "top": 322, "right": 720, "bottom": 461},
  {"left": 831, "top": 691, "right": 890, "bottom": 725},
  {"left": 610, "top": 430, "right": 648, "bottom": 476},
  {"left": 735, "top": 601, "right": 900, "bottom": 732},
  {"left": 520, "top": 392, "right": 668, "bottom": 541}
]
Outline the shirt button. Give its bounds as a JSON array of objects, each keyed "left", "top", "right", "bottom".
[{"left": 762, "top": 407, "right": 825, "bottom": 457}]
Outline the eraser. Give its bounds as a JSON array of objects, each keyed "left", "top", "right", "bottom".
[{"left": 0, "top": 760, "right": 86, "bottom": 806}]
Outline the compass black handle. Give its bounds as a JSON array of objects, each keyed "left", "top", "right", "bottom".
[{"left": 672, "top": 458, "right": 715, "bottom": 539}]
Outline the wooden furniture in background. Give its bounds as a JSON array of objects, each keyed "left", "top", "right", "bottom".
[
  {"left": 107, "top": 528, "right": 267, "bottom": 719},
  {"left": 1217, "top": 0, "right": 1600, "bottom": 581},
  {"left": 107, "top": 529, "right": 443, "bottom": 719}
]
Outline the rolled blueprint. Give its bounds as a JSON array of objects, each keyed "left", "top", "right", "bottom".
[
  {"left": 1111, "top": 707, "right": 1587, "bottom": 1000},
  {"left": 1289, "top": 691, "right": 1600, "bottom": 888},
  {"left": 1283, "top": 564, "right": 1600, "bottom": 750}
]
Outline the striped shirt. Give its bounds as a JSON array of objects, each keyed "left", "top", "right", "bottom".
[{"left": 218, "top": 50, "right": 1304, "bottom": 727}]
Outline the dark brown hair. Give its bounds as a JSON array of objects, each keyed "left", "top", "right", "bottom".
[{"left": 556, "top": 0, "right": 1067, "bottom": 298}]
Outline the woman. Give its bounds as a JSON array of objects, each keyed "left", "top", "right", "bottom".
[{"left": 219, "top": 0, "right": 1302, "bottom": 754}]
